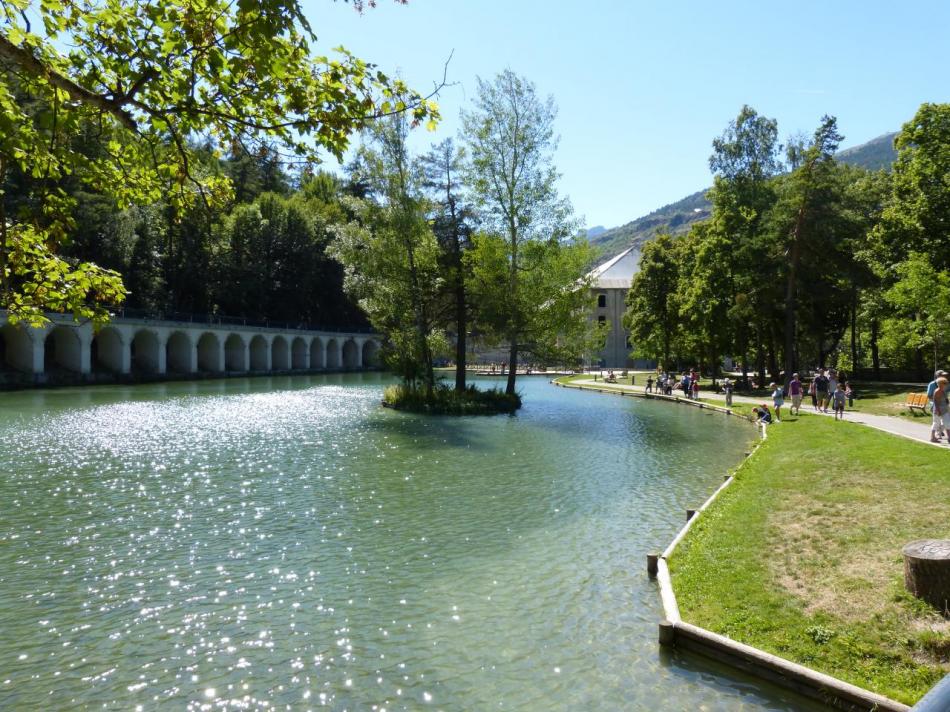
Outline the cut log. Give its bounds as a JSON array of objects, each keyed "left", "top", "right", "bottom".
[{"left": 903, "top": 539, "right": 950, "bottom": 613}]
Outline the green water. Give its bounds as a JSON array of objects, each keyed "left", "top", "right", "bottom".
[{"left": 0, "top": 374, "right": 823, "bottom": 710}]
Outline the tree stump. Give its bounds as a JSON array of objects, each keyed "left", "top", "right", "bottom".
[{"left": 903, "top": 539, "right": 950, "bottom": 613}]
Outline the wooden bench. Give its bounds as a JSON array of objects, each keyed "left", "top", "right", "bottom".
[{"left": 905, "top": 392, "right": 930, "bottom": 413}]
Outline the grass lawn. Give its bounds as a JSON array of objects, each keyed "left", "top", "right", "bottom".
[
  {"left": 847, "top": 382, "right": 933, "bottom": 422},
  {"left": 669, "top": 413, "right": 950, "bottom": 705}
]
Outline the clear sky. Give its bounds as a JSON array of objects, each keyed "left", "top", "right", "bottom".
[{"left": 301, "top": 0, "right": 950, "bottom": 229}]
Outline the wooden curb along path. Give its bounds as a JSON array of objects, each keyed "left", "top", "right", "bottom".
[{"left": 552, "top": 378, "right": 911, "bottom": 712}]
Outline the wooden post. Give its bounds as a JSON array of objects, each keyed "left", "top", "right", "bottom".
[
  {"left": 647, "top": 553, "right": 659, "bottom": 578},
  {"left": 658, "top": 619, "right": 675, "bottom": 646}
]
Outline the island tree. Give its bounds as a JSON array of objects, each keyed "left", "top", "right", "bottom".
[
  {"left": 331, "top": 115, "right": 443, "bottom": 396},
  {"left": 462, "top": 70, "right": 586, "bottom": 394}
]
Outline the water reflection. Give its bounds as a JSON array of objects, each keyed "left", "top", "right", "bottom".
[{"left": 0, "top": 374, "right": 823, "bottom": 710}]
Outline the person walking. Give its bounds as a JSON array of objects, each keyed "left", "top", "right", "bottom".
[
  {"left": 814, "top": 370, "right": 829, "bottom": 412},
  {"left": 826, "top": 369, "right": 838, "bottom": 413},
  {"left": 769, "top": 382, "right": 784, "bottom": 422},
  {"left": 845, "top": 382, "right": 854, "bottom": 408},
  {"left": 927, "top": 370, "right": 948, "bottom": 440},
  {"left": 691, "top": 377, "right": 700, "bottom": 401},
  {"left": 931, "top": 376, "right": 950, "bottom": 443},
  {"left": 808, "top": 377, "right": 818, "bottom": 411},
  {"left": 787, "top": 373, "right": 803, "bottom": 415},
  {"left": 832, "top": 382, "right": 847, "bottom": 420},
  {"left": 722, "top": 377, "right": 734, "bottom": 407}
]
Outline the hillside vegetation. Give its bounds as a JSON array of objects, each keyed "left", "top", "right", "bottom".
[{"left": 591, "top": 132, "right": 899, "bottom": 259}]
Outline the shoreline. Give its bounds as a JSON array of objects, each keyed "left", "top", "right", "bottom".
[{"left": 552, "top": 376, "right": 945, "bottom": 711}]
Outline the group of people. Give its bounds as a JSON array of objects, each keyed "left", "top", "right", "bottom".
[
  {"left": 752, "top": 370, "right": 854, "bottom": 424},
  {"left": 928, "top": 369, "right": 950, "bottom": 444},
  {"left": 645, "top": 371, "right": 702, "bottom": 399}
]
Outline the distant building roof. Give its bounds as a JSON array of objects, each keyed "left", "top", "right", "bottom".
[{"left": 588, "top": 246, "right": 640, "bottom": 289}]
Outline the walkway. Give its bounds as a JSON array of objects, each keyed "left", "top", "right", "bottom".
[{"left": 569, "top": 378, "right": 942, "bottom": 449}]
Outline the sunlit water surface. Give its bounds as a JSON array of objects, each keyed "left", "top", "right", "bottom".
[{"left": 0, "top": 374, "right": 824, "bottom": 710}]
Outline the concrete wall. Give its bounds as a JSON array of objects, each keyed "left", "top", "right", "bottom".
[{"left": 0, "top": 313, "right": 381, "bottom": 386}]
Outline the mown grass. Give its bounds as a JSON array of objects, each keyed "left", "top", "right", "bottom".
[
  {"left": 383, "top": 383, "right": 521, "bottom": 415},
  {"left": 668, "top": 413, "right": 950, "bottom": 704}
]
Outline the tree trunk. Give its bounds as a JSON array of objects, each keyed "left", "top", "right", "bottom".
[
  {"left": 903, "top": 539, "right": 950, "bottom": 613},
  {"left": 871, "top": 319, "right": 880, "bottom": 380},
  {"left": 506, "top": 337, "right": 518, "bottom": 396},
  {"left": 850, "top": 291, "right": 858, "bottom": 373},
  {"left": 455, "top": 299, "right": 467, "bottom": 391},
  {"left": 783, "top": 204, "right": 805, "bottom": 391}
]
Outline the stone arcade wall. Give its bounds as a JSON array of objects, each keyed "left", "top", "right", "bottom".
[{"left": 0, "top": 312, "right": 382, "bottom": 387}]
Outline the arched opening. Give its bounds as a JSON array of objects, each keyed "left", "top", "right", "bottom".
[
  {"left": 44, "top": 326, "right": 83, "bottom": 373},
  {"left": 197, "top": 332, "right": 222, "bottom": 372},
  {"left": 166, "top": 331, "right": 193, "bottom": 373},
  {"left": 92, "top": 327, "right": 125, "bottom": 373},
  {"left": 362, "top": 339, "right": 380, "bottom": 368},
  {"left": 271, "top": 335, "right": 290, "bottom": 371},
  {"left": 224, "top": 334, "right": 247, "bottom": 372},
  {"left": 342, "top": 339, "right": 359, "bottom": 369},
  {"left": 131, "top": 330, "right": 161, "bottom": 374},
  {"left": 291, "top": 337, "right": 308, "bottom": 370},
  {"left": 0, "top": 324, "right": 35, "bottom": 372},
  {"left": 310, "top": 337, "right": 324, "bottom": 369},
  {"left": 249, "top": 335, "right": 269, "bottom": 371},
  {"left": 325, "top": 338, "right": 340, "bottom": 369}
]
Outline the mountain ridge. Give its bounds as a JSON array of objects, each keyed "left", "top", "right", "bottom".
[{"left": 589, "top": 131, "right": 898, "bottom": 259}]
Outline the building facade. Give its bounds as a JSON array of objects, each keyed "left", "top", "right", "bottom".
[{"left": 588, "top": 246, "right": 652, "bottom": 369}]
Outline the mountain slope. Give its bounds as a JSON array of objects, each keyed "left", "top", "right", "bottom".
[{"left": 590, "top": 132, "right": 898, "bottom": 259}]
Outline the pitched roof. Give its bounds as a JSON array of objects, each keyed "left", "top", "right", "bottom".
[{"left": 588, "top": 246, "right": 640, "bottom": 289}]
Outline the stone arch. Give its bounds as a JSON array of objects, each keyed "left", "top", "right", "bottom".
[
  {"left": 271, "top": 335, "right": 290, "bottom": 371},
  {"left": 131, "top": 329, "right": 162, "bottom": 374},
  {"left": 91, "top": 326, "right": 125, "bottom": 373},
  {"left": 310, "top": 337, "right": 325, "bottom": 369},
  {"left": 197, "top": 332, "right": 222, "bottom": 372},
  {"left": 249, "top": 334, "right": 269, "bottom": 371},
  {"left": 362, "top": 339, "right": 380, "bottom": 368},
  {"left": 165, "top": 330, "right": 194, "bottom": 373},
  {"left": 224, "top": 334, "right": 247, "bottom": 372},
  {"left": 0, "top": 324, "right": 36, "bottom": 372},
  {"left": 44, "top": 326, "right": 83, "bottom": 373},
  {"left": 325, "top": 338, "right": 340, "bottom": 369},
  {"left": 342, "top": 339, "right": 359, "bottom": 369},
  {"left": 291, "top": 336, "right": 308, "bottom": 370}
]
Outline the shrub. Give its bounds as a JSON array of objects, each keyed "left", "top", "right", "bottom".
[{"left": 382, "top": 383, "right": 522, "bottom": 415}]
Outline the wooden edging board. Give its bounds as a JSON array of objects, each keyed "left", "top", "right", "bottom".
[{"left": 551, "top": 378, "right": 910, "bottom": 712}]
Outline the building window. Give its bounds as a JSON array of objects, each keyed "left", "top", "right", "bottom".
[
  {"left": 597, "top": 294, "right": 606, "bottom": 308},
  {"left": 598, "top": 316, "right": 606, "bottom": 324}
]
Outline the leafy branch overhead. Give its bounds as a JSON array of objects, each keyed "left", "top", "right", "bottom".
[{"left": 0, "top": 0, "right": 441, "bottom": 325}]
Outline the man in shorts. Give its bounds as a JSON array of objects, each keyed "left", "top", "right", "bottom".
[{"left": 787, "top": 372, "right": 803, "bottom": 415}]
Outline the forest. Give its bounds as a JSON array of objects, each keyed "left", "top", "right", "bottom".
[{"left": 622, "top": 103, "right": 950, "bottom": 384}]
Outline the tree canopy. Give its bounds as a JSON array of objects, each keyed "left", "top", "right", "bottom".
[{"left": 0, "top": 0, "right": 440, "bottom": 325}]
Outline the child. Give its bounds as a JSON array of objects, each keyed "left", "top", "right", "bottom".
[
  {"left": 691, "top": 378, "right": 700, "bottom": 400},
  {"left": 832, "top": 382, "right": 847, "bottom": 420},
  {"left": 752, "top": 405, "right": 772, "bottom": 425},
  {"left": 845, "top": 382, "right": 854, "bottom": 408},
  {"left": 722, "top": 377, "right": 733, "bottom": 407},
  {"left": 646, "top": 375, "right": 654, "bottom": 393},
  {"left": 769, "top": 382, "right": 784, "bottom": 422}
]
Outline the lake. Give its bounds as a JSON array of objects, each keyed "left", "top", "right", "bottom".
[{"left": 0, "top": 374, "right": 823, "bottom": 710}]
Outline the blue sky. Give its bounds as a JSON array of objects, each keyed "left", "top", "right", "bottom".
[{"left": 303, "top": 0, "right": 950, "bottom": 229}]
